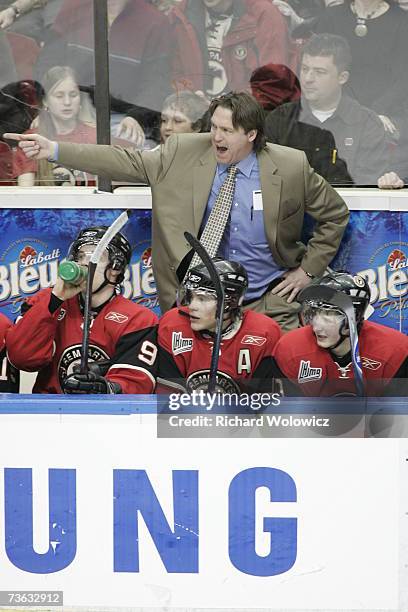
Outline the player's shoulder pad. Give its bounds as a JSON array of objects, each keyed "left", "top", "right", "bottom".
[
  {"left": 158, "top": 308, "right": 192, "bottom": 347},
  {"left": 111, "top": 295, "right": 158, "bottom": 326},
  {"left": 20, "top": 287, "right": 52, "bottom": 315},
  {"left": 159, "top": 307, "right": 190, "bottom": 329},
  {"left": 243, "top": 310, "right": 282, "bottom": 340},
  {"left": 0, "top": 311, "right": 12, "bottom": 330},
  {"left": 361, "top": 320, "right": 408, "bottom": 354},
  {"left": 274, "top": 325, "right": 316, "bottom": 359}
]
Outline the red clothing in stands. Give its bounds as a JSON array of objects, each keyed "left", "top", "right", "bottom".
[
  {"left": 169, "top": 0, "right": 289, "bottom": 94},
  {"left": 13, "top": 123, "right": 96, "bottom": 177}
]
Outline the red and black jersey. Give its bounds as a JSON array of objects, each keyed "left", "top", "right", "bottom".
[
  {"left": 273, "top": 320, "right": 408, "bottom": 397},
  {"left": 6, "top": 288, "right": 158, "bottom": 394},
  {"left": 0, "top": 312, "right": 19, "bottom": 393},
  {"left": 157, "top": 308, "right": 281, "bottom": 393}
]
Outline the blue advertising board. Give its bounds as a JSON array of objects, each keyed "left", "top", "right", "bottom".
[
  {"left": 0, "top": 208, "right": 159, "bottom": 320},
  {"left": 0, "top": 208, "right": 406, "bottom": 333},
  {"left": 332, "top": 210, "right": 408, "bottom": 333}
]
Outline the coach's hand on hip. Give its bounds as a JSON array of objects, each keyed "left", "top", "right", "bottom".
[
  {"left": 3, "top": 132, "right": 57, "bottom": 161},
  {"left": 271, "top": 267, "right": 311, "bottom": 303}
]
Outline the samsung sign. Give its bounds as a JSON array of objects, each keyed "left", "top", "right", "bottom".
[
  {"left": 0, "top": 412, "right": 400, "bottom": 609},
  {"left": 4, "top": 467, "right": 296, "bottom": 576}
]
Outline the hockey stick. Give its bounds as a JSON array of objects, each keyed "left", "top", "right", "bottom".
[
  {"left": 184, "top": 232, "right": 224, "bottom": 394},
  {"left": 80, "top": 209, "right": 132, "bottom": 374},
  {"left": 334, "top": 293, "right": 364, "bottom": 397}
]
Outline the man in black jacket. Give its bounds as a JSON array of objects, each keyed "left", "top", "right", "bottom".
[{"left": 265, "top": 33, "right": 389, "bottom": 186}]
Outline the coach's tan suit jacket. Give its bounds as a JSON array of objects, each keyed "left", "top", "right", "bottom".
[{"left": 59, "top": 133, "right": 349, "bottom": 312}]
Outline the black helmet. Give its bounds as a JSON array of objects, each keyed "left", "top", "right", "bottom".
[
  {"left": 182, "top": 258, "right": 248, "bottom": 313},
  {"left": 298, "top": 272, "right": 370, "bottom": 330},
  {"left": 67, "top": 226, "right": 131, "bottom": 283}
]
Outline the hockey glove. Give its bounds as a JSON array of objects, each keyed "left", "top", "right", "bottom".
[{"left": 62, "top": 371, "right": 121, "bottom": 394}]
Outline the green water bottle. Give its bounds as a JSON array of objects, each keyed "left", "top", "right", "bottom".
[{"left": 58, "top": 261, "right": 88, "bottom": 285}]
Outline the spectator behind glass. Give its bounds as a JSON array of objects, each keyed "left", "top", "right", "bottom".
[
  {"left": 159, "top": 91, "right": 209, "bottom": 143},
  {"left": 168, "top": 0, "right": 290, "bottom": 97},
  {"left": 311, "top": 0, "right": 408, "bottom": 139},
  {"left": 264, "top": 33, "right": 389, "bottom": 185},
  {"left": 34, "top": 0, "right": 172, "bottom": 146},
  {"left": 0, "top": 27, "right": 17, "bottom": 87},
  {"left": 0, "top": 0, "right": 57, "bottom": 44},
  {"left": 250, "top": 63, "right": 300, "bottom": 111},
  {"left": 13, "top": 65, "right": 97, "bottom": 186},
  {"left": 149, "top": 0, "right": 181, "bottom": 13},
  {"left": 0, "top": 79, "right": 42, "bottom": 138},
  {"left": 271, "top": 0, "right": 326, "bottom": 33}
]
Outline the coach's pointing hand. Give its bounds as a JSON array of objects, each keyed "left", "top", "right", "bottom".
[{"left": 3, "top": 133, "right": 57, "bottom": 161}]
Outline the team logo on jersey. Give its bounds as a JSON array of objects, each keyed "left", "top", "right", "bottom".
[
  {"left": 172, "top": 331, "right": 193, "bottom": 355},
  {"left": 186, "top": 370, "right": 241, "bottom": 394},
  {"left": 241, "top": 334, "right": 266, "bottom": 346},
  {"left": 58, "top": 344, "right": 110, "bottom": 385},
  {"left": 57, "top": 308, "right": 66, "bottom": 321},
  {"left": 105, "top": 311, "right": 129, "bottom": 324},
  {"left": 297, "top": 360, "right": 322, "bottom": 383},
  {"left": 361, "top": 356, "right": 382, "bottom": 370}
]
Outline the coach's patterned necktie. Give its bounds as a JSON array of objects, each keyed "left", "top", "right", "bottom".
[{"left": 187, "top": 164, "right": 238, "bottom": 272}]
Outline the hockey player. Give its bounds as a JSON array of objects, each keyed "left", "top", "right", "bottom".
[
  {"left": 157, "top": 259, "right": 282, "bottom": 394},
  {"left": 273, "top": 272, "right": 408, "bottom": 396},
  {"left": 0, "top": 312, "right": 19, "bottom": 393},
  {"left": 6, "top": 226, "right": 158, "bottom": 394}
]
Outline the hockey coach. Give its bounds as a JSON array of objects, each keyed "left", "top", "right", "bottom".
[{"left": 5, "top": 91, "right": 349, "bottom": 331}]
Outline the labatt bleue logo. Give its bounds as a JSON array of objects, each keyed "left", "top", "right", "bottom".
[
  {"left": 357, "top": 241, "right": 408, "bottom": 325},
  {"left": 0, "top": 238, "right": 159, "bottom": 317},
  {"left": 0, "top": 239, "right": 61, "bottom": 314}
]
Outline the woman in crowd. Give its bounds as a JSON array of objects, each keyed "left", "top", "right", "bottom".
[
  {"left": 35, "top": 0, "right": 172, "bottom": 146},
  {"left": 13, "top": 65, "right": 97, "bottom": 186}
]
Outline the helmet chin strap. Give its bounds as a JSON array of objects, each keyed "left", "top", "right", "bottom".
[
  {"left": 328, "top": 319, "right": 350, "bottom": 351},
  {"left": 328, "top": 332, "right": 350, "bottom": 351},
  {"left": 83, "top": 267, "right": 118, "bottom": 300}
]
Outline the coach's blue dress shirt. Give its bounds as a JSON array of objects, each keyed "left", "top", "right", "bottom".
[{"left": 201, "top": 151, "right": 286, "bottom": 300}]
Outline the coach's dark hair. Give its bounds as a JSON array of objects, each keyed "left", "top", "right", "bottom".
[
  {"left": 209, "top": 91, "right": 266, "bottom": 152},
  {"left": 302, "top": 33, "right": 352, "bottom": 73}
]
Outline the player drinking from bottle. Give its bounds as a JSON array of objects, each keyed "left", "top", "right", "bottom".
[{"left": 6, "top": 226, "right": 158, "bottom": 394}]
